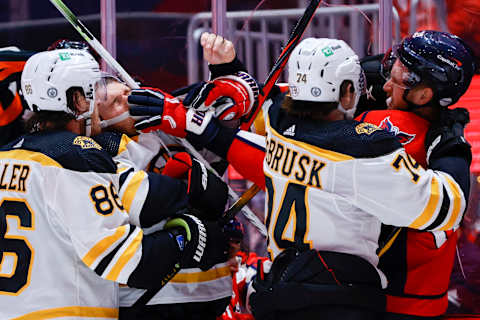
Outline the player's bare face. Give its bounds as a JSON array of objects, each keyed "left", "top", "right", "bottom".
[{"left": 97, "top": 81, "right": 136, "bottom": 136}]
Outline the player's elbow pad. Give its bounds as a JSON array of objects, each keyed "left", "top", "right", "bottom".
[{"left": 127, "top": 230, "right": 182, "bottom": 290}]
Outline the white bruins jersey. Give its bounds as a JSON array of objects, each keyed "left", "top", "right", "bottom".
[
  {"left": 0, "top": 133, "right": 144, "bottom": 319},
  {"left": 262, "top": 99, "right": 466, "bottom": 288},
  {"left": 104, "top": 132, "right": 232, "bottom": 306}
]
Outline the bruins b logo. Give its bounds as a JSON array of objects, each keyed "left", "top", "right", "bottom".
[
  {"left": 355, "top": 123, "right": 381, "bottom": 135},
  {"left": 73, "top": 136, "right": 102, "bottom": 150}
]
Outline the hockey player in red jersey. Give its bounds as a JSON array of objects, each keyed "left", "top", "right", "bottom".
[
  {"left": 131, "top": 37, "right": 471, "bottom": 320},
  {"left": 356, "top": 30, "right": 475, "bottom": 319}
]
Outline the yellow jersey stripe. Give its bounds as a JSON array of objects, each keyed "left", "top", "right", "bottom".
[
  {"left": 105, "top": 230, "right": 143, "bottom": 281},
  {"left": 0, "top": 150, "right": 62, "bottom": 168},
  {"left": 82, "top": 225, "right": 127, "bottom": 267},
  {"left": 266, "top": 117, "right": 354, "bottom": 162},
  {"left": 121, "top": 171, "right": 146, "bottom": 212},
  {"left": 118, "top": 134, "right": 132, "bottom": 156},
  {"left": 11, "top": 306, "right": 118, "bottom": 320},
  {"left": 409, "top": 177, "right": 441, "bottom": 229},
  {"left": 170, "top": 265, "right": 231, "bottom": 283},
  {"left": 253, "top": 108, "right": 266, "bottom": 135},
  {"left": 441, "top": 176, "right": 462, "bottom": 231}
]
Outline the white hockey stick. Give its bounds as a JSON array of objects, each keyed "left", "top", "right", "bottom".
[{"left": 49, "top": 0, "right": 267, "bottom": 236}]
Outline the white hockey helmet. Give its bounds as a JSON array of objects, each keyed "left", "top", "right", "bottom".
[
  {"left": 287, "top": 38, "right": 365, "bottom": 118},
  {"left": 21, "top": 49, "right": 102, "bottom": 117}
]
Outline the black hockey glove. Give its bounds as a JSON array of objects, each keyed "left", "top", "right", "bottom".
[
  {"left": 356, "top": 53, "right": 388, "bottom": 116},
  {"left": 162, "top": 152, "right": 228, "bottom": 219},
  {"left": 165, "top": 213, "right": 229, "bottom": 270},
  {"left": 425, "top": 107, "right": 472, "bottom": 166}
]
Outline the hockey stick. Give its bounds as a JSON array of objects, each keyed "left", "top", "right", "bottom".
[
  {"left": 48, "top": 0, "right": 266, "bottom": 236},
  {"left": 240, "top": 0, "right": 322, "bottom": 130},
  {"left": 49, "top": 0, "right": 137, "bottom": 89},
  {"left": 222, "top": 0, "right": 323, "bottom": 220},
  {"left": 135, "top": 1, "right": 322, "bottom": 306}
]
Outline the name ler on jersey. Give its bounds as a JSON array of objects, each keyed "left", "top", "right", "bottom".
[
  {"left": 265, "top": 136, "right": 325, "bottom": 188},
  {"left": 0, "top": 163, "right": 30, "bottom": 192}
]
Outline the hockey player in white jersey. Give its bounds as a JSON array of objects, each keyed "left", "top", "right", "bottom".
[
  {"left": 131, "top": 38, "right": 471, "bottom": 320},
  {"left": 94, "top": 34, "right": 242, "bottom": 320},
  {"left": 0, "top": 49, "right": 228, "bottom": 319}
]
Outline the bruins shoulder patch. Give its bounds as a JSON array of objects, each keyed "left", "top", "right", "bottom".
[
  {"left": 73, "top": 136, "right": 102, "bottom": 150},
  {"left": 355, "top": 122, "right": 381, "bottom": 135}
]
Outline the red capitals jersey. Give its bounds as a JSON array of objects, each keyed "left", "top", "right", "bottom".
[
  {"left": 218, "top": 252, "right": 268, "bottom": 320},
  {"left": 357, "top": 110, "right": 458, "bottom": 317}
]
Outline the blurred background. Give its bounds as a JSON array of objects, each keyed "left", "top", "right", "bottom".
[{"left": 1, "top": 0, "right": 480, "bottom": 314}]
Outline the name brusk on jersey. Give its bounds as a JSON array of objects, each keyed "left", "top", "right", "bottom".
[
  {"left": 0, "top": 163, "right": 30, "bottom": 192},
  {"left": 265, "top": 136, "right": 325, "bottom": 188}
]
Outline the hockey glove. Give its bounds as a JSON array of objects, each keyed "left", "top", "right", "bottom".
[
  {"left": 182, "top": 72, "right": 259, "bottom": 121},
  {"left": 425, "top": 107, "right": 472, "bottom": 166},
  {"left": 130, "top": 87, "right": 188, "bottom": 137},
  {"left": 163, "top": 152, "right": 228, "bottom": 219},
  {"left": 165, "top": 213, "right": 229, "bottom": 270}
]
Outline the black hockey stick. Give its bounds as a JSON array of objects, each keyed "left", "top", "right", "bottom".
[
  {"left": 240, "top": 0, "right": 322, "bottom": 130},
  {"left": 223, "top": 0, "right": 323, "bottom": 221},
  {"left": 133, "top": 1, "right": 322, "bottom": 307}
]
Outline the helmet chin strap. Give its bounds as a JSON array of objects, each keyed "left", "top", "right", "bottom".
[
  {"left": 337, "top": 103, "right": 357, "bottom": 120},
  {"left": 100, "top": 111, "right": 130, "bottom": 129},
  {"left": 337, "top": 91, "right": 360, "bottom": 120},
  {"left": 76, "top": 99, "right": 95, "bottom": 137}
]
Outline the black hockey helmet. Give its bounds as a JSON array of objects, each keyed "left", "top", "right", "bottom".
[{"left": 383, "top": 30, "right": 476, "bottom": 107}]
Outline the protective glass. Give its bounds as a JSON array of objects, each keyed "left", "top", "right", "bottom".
[
  {"left": 381, "top": 45, "right": 422, "bottom": 90},
  {"left": 94, "top": 73, "right": 125, "bottom": 103}
]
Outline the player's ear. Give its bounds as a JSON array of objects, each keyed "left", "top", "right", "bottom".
[
  {"left": 340, "top": 82, "right": 354, "bottom": 110},
  {"left": 72, "top": 89, "right": 88, "bottom": 114},
  {"left": 412, "top": 85, "right": 434, "bottom": 106}
]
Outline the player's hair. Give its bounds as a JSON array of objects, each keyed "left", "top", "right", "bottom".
[
  {"left": 282, "top": 80, "right": 354, "bottom": 118},
  {"left": 25, "top": 87, "right": 83, "bottom": 133}
]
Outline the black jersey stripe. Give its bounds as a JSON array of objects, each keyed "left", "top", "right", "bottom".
[
  {"left": 423, "top": 186, "right": 450, "bottom": 231},
  {"left": 94, "top": 225, "right": 137, "bottom": 276}
]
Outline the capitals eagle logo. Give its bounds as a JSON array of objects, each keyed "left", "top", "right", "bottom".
[{"left": 379, "top": 116, "right": 416, "bottom": 145}]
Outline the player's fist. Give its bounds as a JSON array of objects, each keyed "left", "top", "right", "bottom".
[
  {"left": 129, "top": 87, "right": 188, "bottom": 137},
  {"left": 183, "top": 72, "right": 259, "bottom": 121},
  {"left": 201, "top": 32, "right": 236, "bottom": 65}
]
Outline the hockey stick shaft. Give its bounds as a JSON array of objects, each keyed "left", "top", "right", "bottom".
[
  {"left": 240, "top": 0, "right": 322, "bottom": 130},
  {"left": 177, "top": 137, "right": 268, "bottom": 236},
  {"left": 222, "top": 0, "right": 322, "bottom": 219},
  {"left": 49, "top": 0, "right": 138, "bottom": 89},
  {"left": 222, "top": 184, "right": 261, "bottom": 222},
  {"left": 50, "top": 0, "right": 267, "bottom": 236}
]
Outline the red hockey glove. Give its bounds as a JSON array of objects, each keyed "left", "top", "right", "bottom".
[
  {"left": 182, "top": 71, "right": 259, "bottom": 121},
  {"left": 163, "top": 152, "right": 228, "bottom": 219},
  {"left": 130, "top": 87, "right": 188, "bottom": 137}
]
